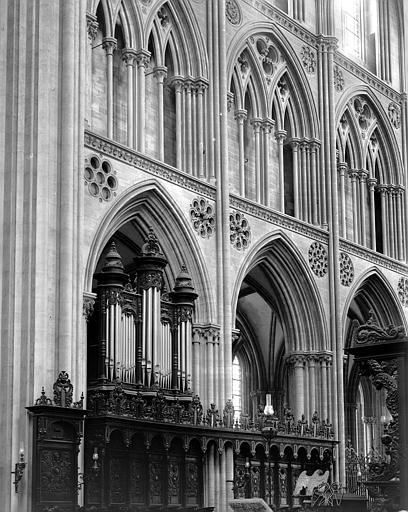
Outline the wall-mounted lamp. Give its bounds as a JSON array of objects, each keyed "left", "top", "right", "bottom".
[
  {"left": 92, "top": 447, "right": 100, "bottom": 474},
  {"left": 11, "top": 447, "right": 26, "bottom": 493},
  {"left": 78, "top": 447, "right": 100, "bottom": 492}
]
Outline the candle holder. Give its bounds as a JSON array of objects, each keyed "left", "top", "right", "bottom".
[{"left": 11, "top": 450, "right": 26, "bottom": 493}]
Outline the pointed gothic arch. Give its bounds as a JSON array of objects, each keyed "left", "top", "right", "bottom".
[{"left": 84, "top": 180, "right": 215, "bottom": 323}]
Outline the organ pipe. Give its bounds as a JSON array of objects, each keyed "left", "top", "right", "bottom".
[{"left": 93, "top": 229, "right": 197, "bottom": 395}]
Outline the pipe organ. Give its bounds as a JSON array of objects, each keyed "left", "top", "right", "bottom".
[{"left": 90, "top": 228, "right": 197, "bottom": 394}]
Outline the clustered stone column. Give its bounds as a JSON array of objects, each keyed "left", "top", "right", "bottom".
[
  {"left": 287, "top": 353, "right": 333, "bottom": 421},
  {"left": 167, "top": 77, "right": 209, "bottom": 176}
]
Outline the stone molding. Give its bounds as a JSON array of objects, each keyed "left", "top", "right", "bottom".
[
  {"left": 334, "top": 55, "right": 401, "bottom": 103},
  {"left": 84, "top": 132, "right": 408, "bottom": 277},
  {"left": 287, "top": 352, "right": 333, "bottom": 367},
  {"left": 84, "top": 131, "right": 216, "bottom": 200}
]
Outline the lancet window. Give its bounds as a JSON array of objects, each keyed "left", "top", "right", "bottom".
[
  {"left": 336, "top": 96, "right": 405, "bottom": 260},
  {"left": 88, "top": 229, "right": 197, "bottom": 394}
]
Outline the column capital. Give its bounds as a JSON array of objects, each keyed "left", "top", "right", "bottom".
[
  {"left": 102, "top": 37, "right": 117, "bottom": 56},
  {"left": 122, "top": 48, "right": 138, "bottom": 66},
  {"left": 167, "top": 75, "right": 184, "bottom": 91},
  {"left": 275, "top": 129, "right": 287, "bottom": 143},
  {"left": 86, "top": 13, "right": 98, "bottom": 41},
  {"left": 135, "top": 49, "right": 151, "bottom": 68},
  {"left": 250, "top": 117, "right": 263, "bottom": 131},
  {"left": 337, "top": 162, "right": 348, "bottom": 176},
  {"left": 309, "top": 139, "right": 320, "bottom": 152},
  {"left": 287, "top": 353, "right": 307, "bottom": 367},
  {"left": 153, "top": 65, "right": 168, "bottom": 82},
  {"left": 234, "top": 109, "right": 247, "bottom": 122},
  {"left": 367, "top": 177, "right": 377, "bottom": 190},
  {"left": 347, "top": 169, "right": 358, "bottom": 181},
  {"left": 290, "top": 137, "right": 301, "bottom": 150},
  {"left": 358, "top": 169, "right": 369, "bottom": 182},
  {"left": 317, "top": 35, "right": 338, "bottom": 52},
  {"left": 376, "top": 184, "right": 389, "bottom": 196},
  {"left": 261, "top": 118, "right": 275, "bottom": 133},
  {"left": 299, "top": 138, "right": 309, "bottom": 150},
  {"left": 183, "top": 78, "right": 194, "bottom": 92},
  {"left": 195, "top": 78, "right": 209, "bottom": 94}
]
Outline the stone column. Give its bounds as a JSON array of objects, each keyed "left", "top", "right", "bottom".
[
  {"left": 300, "top": 140, "right": 308, "bottom": 220},
  {"left": 348, "top": 170, "right": 359, "bottom": 243},
  {"left": 387, "top": 185, "right": 395, "bottom": 258},
  {"left": 196, "top": 80, "right": 208, "bottom": 179},
  {"left": 337, "top": 162, "right": 347, "bottom": 238},
  {"left": 135, "top": 49, "right": 150, "bottom": 152},
  {"left": 368, "top": 177, "right": 377, "bottom": 251},
  {"left": 378, "top": 185, "right": 389, "bottom": 256},
  {"left": 396, "top": 186, "right": 405, "bottom": 261},
  {"left": 235, "top": 109, "right": 247, "bottom": 197},
  {"left": 192, "top": 327, "right": 202, "bottom": 396},
  {"left": 391, "top": 186, "right": 398, "bottom": 258},
  {"left": 122, "top": 49, "right": 137, "bottom": 148},
  {"left": 310, "top": 140, "right": 319, "bottom": 225},
  {"left": 289, "top": 354, "right": 306, "bottom": 419},
  {"left": 102, "top": 37, "right": 117, "bottom": 139},
  {"left": 153, "top": 66, "right": 167, "bottom": 161},
  {"left": 170, "top": 77, "right": 184, "bottom": 170},
  {"left": 291, "top": 138, "right": 301, "bottom": 219},
  {"left": 251, "top": 118, "right": 262, "bottom": 203},
  {"left": 358, "top": 170, "right": 368, "bottom": 246},
  {"left": 308, "top": 355, "right": 316, "bottom": 414},
  {"left": 86, "top": 13, "right": 98, "bottom": 129},
  {"left": 262, "top": 119, "right": 274, "bottom": 207},
  {"left": 276, "top": 130, "right": 287, "bottom": 213},
  {"left": 184, "top": 79, "right": 193, "bottom": 173}
]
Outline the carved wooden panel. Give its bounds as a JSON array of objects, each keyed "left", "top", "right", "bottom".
[
  {"left": 149, "top": 455, "right": 164, "bottom": 505},
  {"left": 167, "top": 457, "right": 181, "bottom": 505},
  {"left": 39, "top": 449, "right": 74, "bottom": 501},
  {"left": 129, "top": 458, "right": 145, "bottom": 505},
  {"left": 109, "top": 455, "right": 127, "bottom": 504},
  {"left": 185, "top": 459, "right": 200, "bottom": 505}
]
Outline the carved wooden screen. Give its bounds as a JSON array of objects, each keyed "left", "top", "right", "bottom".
[
  {"left": 33, "top": 420, "right": 79, "bottom": 512},
  {"left": 85, "top": 430, "right": 203, "bottom": 510}
]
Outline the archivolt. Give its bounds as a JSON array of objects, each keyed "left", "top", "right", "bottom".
[
  {"left": 232, "top": 231, "right": 329, "bottom": 352},
  {"left": 84, "top": 179, "right": 215, "bottom": 323}
]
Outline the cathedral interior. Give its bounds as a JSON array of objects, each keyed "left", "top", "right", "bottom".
[{"left": 1, "top": 0, "right": 408, "bottom": 511}]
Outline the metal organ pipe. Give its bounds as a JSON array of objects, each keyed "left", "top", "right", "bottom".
[{"left": 95, "top": 231, "right": 198, "bottom": 397}]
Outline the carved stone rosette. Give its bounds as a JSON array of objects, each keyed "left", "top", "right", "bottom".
[
  {"left": 229, "top": 211, "right": 251, "bottom": 250},
  {"left": 388, "top": 102, "right": 401, "bottom": 129},
  {"left": 308, "top": 242, "right": 328, "bottom": 277},
  {"left": 190, "top": 197, "right": 215, "bottom": 238},
  {"left": 339, "top": 252, "right": 354, "bottom": 286},
  {"left": 301, "top": 46, "right": 316, "bottom": 74},
  {"left": 397, "top": 277, "right": 408, "bottom": 307},
  {"left": 225, "top": 0, "right": 242, "bottom": 25},
  {"left": 334, "top": 65, "right": 344, "bottom": 91}
]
